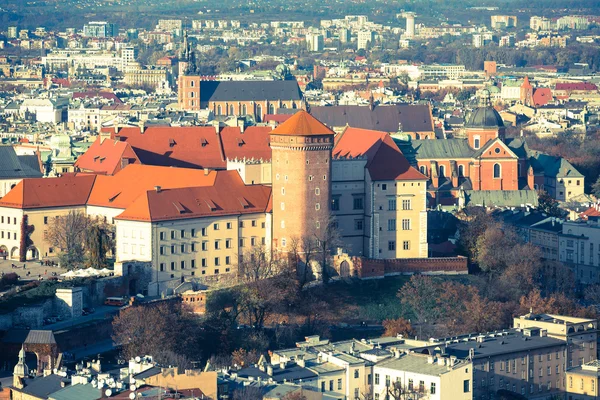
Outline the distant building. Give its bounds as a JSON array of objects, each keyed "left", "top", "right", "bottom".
[
  {"left": 306, "top": 33, "right": 324, "bottom": 52},
  {"left": 405, "top": 14, "right": 415, "bottom": 39},
  {"left": 156, "top": 19, "right": 183, "bottom": 34},
  {"left": 567, "top": 360, "right": 600, "bottom": 399},
  {"left": 491, "top": 15, "right": 517, "bottom": 29},
  {"left": 7, "top": 26, "right": 18, "bottom": 39},
  {"left": 83, "top": 21, "right": 117, "bottom": 38},
  {"left": 338, "top": 28, "right": 351, "bottom": 43},
  {"left": 530, "top": 16, "right": 552, "bottom": 31},
  {"left": 357, "top": 31, "right": 375, "bottom": 50}
]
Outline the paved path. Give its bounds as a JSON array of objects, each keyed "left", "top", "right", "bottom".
[{"left": 0, "top": 258, "right": 62, "bottom": 282}]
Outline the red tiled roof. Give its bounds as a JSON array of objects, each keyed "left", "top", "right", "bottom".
[
  {"left": 271, "top": 110, "right": 334, "bottom": 136},
  {"left": 0, "top": 175, "right": 96, "bottom": 209},
  {"left": 220, "top": 126, "right": 272, "bottom": 161},
  {"left": 116, "top": 172, "right": 271, "bottom": 222},
  {"left": 86, "top": 164, "right": 223, "bottom": 210},
  {"left": 333, "top": 127, "right": 426, "bottom": 181},
  {"left": 580, "top": 205, "right": 600, "bottom": 220},
  {"left": 115, "top": 126, "right": 227, "bottom": 169},
  {"left": 532, "top": 88, "right": 553, "bottom": 107},
  {"left": 74, "top": 137, "right": 140, "bottom": 175},
  {"left": 555, "top": 82, "right": 598, "bottom": 91}
]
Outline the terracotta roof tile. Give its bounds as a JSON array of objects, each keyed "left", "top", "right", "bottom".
[
  {"left": 271, "top": 110, "right": 334, "bottom": 136},
  {"left": 74, "top": 137, "right": 140, "bottom": 175},
  {"left": 116, "top": 172, "right": 271, "bottom": 222},
  {"left": 0, "top": 175, "right": 96, "bottom": 209},
  {"left": 220, "top": 126, "right": 272, "bottom": 161},
  {"left": 333, "top": 127, "right": 426, "bottom": 181},
  {"left": 115, "top": 126, "right": 227, "bottom": 169},
  {"left": 86, "top": 164, "right": 224, "bottom": 210}
]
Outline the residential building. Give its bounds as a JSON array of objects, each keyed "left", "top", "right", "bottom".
[
  {"left": 566, "top": 360, "right": 600, "bottom": 400},
  {"left": 373, "top": 353, "right": 472, "bottom": 400},
  {"left": 530, "top": 16, "right": 552, "bottom": 31},
  {"left": 306, "top": 33, "right": 324, "bottom": 52},
  {"left": 83, "top": 21, "right": 117, "bottom": 38},
  {"left": 338, "top": 28, "right": 351, "bottom": 43},
  {"left": 156, "top": 19, "right": 183, "bottom": 33},
  {"left": 491, "top": 15, "right": 517, "bottom": 29},
  {"left": 357, "top": 31, "right": 375, "bottom": 50},
  {"left": 559, "top": 219, "right": 600, "bottom": 284},
  {"left": 332, "top": 127, "right": 428, "bottom": 258}
]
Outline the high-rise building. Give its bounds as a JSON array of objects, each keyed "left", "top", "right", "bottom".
[
  {"left": 490, "top": 15, "right": 517, "bottom": 29},
  {"left": 338, "top": 28, "right": 351, "bottom": 43},
  {"left": 270, "top": 111, "right": 334, "bottom": 252},
  {"left": 357, "top": 31, "right": 375, "bottom": 50},
  {"left": 405, "top": 14, "right": 415, "bottom": 38},
  {"left": 305, "top": 33, "right": 324, "bottom": 52},
  {"left": 7, "top": 26, "right": 17, "bottom": 39},
  {"left": 83, "top": 21, "right": 117, "bottom": 38},
  {"left": 530, "top": 16, "right": 552, "bottom": 31}
]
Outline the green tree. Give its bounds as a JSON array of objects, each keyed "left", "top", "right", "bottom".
[
  {"left": 84, "top": 222, "right": 114, "bottom": 269},
  {"left": 537, "top": 190, "right": 563, "bottom": 217}
]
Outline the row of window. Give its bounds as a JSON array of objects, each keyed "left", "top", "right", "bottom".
[
  {"left": 0, "top": 216, "right": 18, "bottom": 225},
  {"left": 374, "top": 374, "right": 437, "bottom": 395},
  {"left": 387, "top": 240, "right": 411, "bottom": 251},
  {"left": 159, "top": 237, "right": 265, "bottom": 255},
  {"left": 387, "top": 218, "right": 411, "bottom": 231},
  {"left": 158, "top": 222, "right": 262, "bottom": 240},
  {"left": 418, "top": 163, "right": 504, "bottom": 179},
  {"left": 0, "top": 231, "right": 17, "bottom": 240},
  {"left": 159, "top": 257, "right": 232, "bottom": 271}
]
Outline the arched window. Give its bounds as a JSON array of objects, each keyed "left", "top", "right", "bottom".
[
  {"left": 458, "top": 165, "right": 465, "bottom": 177},
  {"left": 281, "top": 103, "right": 287, "bottom": 109},
  {"left": 217, "top": 105, "right": 222, "bottom": 115},
  {"left": 419, "top": 165, "right": 427, "bottom": 176},
  {"left": 229, "top": 105, "right": 235, "bottom": 115},
  {"left": 256, "top": 104, "right": 262, "bottom": 122},
  {"left": 241, "top": 104, "right": 247, "bottom": 115},
  {"left": 493, "top": 163, "right": 501, "bottom": 178},
  {"left": 439, "top": 165, "right": 445, "bottom": 178},
  {"left": 268, "top": 103, "right": 275, "bottom": 114},
  {"left": 474, "top": 137, "right": 481, "bottom": 149},
  {"left": 292, "top": 102, "right": 297, "bottom": 109}
]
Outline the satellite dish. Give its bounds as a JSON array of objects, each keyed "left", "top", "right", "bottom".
[
  {"left": 135, "top": 356, "right": 141, "bottom": 363},
  {"left": 105, "top": 389, "right": 113, "bottom": 397},
  {"left": 129, "top": 393, "right": 136, "bottom": 400},
  {"left": 130, "top": 384, "right": 137, "bottom": 392}
]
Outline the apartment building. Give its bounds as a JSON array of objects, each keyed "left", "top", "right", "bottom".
[
  {"left": 491, "top": 15, "right": 517, "bottom": 29},
  {"left": 566, "top": 360, "right": 600, "bottom": 400},
  {"left": 357, "top": 31, "right": 375, "bottom": 50},
  {"left": 559, "top": 219, "right": 600, "bottom": 284}
]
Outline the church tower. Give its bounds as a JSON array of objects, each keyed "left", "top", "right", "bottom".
[
  {"left": 465, "top": 89, "right": 505, "bottom": 150},
  {"left": 270, "top": 111, "right": 334, "bottom": 252},
  {"left": 13, "top": 346, "right": 28, "bottom": 389}
]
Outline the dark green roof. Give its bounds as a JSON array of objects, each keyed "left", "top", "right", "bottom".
[
  {"left": 411, "top": 139, "right": 474, "bottom": 159},
  {"left": 464, "top": 190, "right": 538, "bottom": 207},
  {"left": 466, "top": 106, "right": 504, "bottom": 129}
]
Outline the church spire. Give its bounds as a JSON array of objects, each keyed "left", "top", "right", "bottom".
[{"left": 13, "top": 345, "right": 28, "bottom": 388}]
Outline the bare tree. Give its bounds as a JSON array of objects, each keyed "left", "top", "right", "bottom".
[
  {"left": 314, "top": 216, "right": 343, "bottom": 284},
  {"left": 46, "top": 210, "right": 89, "bottom": 268},
  {"left": 237, "top": 245, "right": 282, "bottom": 283}
]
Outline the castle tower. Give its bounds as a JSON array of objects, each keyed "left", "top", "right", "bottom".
[
  {"left": 13, "top": 345, "right": 28, "bottom": 388},
  {"left": 465, "top": 89, "right": 505, "bottom": 150},
  {"left": 270, "top": 111, "right": 334, "bottom": 252}
]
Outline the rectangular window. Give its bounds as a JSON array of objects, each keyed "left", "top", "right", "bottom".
[
  {"left": 159, "top": 263, "right": 165, "bottom": 272},
  {"left": 160, "top": 231, "right": 165, "bottom": 240},
  {"left": 239, "top": 221, "right": 244, "bottom": 228},
  {"left": 202, "top": 241, "right": 208, "bottom": 251},
  {"left": 331, "top": 196, "right": 340, "bottom": 211},
  {"left": 226, "top": 256, "right": 230, "bottom": 265},
  {"left": 463, "top": 380, "right": 470, "bottom": 393},
  {"left": 215, "top": 257, "right": 220, "bottom": 266},
  {"left": 170, "top": 262, "right": 175, "bottom": 271},
  {"left": 201, "top": 227, "right": 207, "bottom": 236},
  {"left": 181, "top": 244, "right": 185, "bottom": 253},
  {"left": 215, "top": 241, "right": 220, "bottom": 250},
  {"left": 239, "top": 238, "right": 245, "bottom": 247},
  {"left": 171, "top": 230, "right": 176, "bottom": 239},
  {"left": 354, "top": 219, "right": 363, "bottom": 231},
  {"left": 388, "top": 199, "right": 396, "bottom": 211},
  {"left": 191, "top": 260, "right": 196, "bottom": 269},
  {"left": 181, "top": 260, "right": 185, "bottom": 269},
  {"left": 251, "top": 237, "right": 256, "bottom": 246},
  {"left": 201, "top": 258, "right": 207, "bottom": 267},
  {"left": 191, "top": 228, "right": 195, "bottom": 237},
  {"left": 171, "top": 245, "right": 175, "bottom": 254},
  {"left": 213, "top": 223, "right": 219, "bottom": 230},
  {"left": 44, "top": 216, "right": 48, "bottom": 224},
  {"left": 381, "top": 183, "right": 387, "bottom": 190},
  {"left": 180, "top": 229, "right": 185, "bottom": 238},
  {"left": 337, "top": 378, "right": 342, "bottom": 390},
  {"left": 402, "top": 219, "right": 411, "bottom": 230},
  {"left": 353, "top": 197, "right": 364, "bottom": 210},
  {"left": 388, "top": 241, "right": 396, "bottom": 251},
  {"left": 402, "top": 199, "right": 411, "bottom": 210},
  {"left": 375, "top": 374, "right": 380, "bottom": 385},
  {"left": 191, "top": 243, "right": 196, "bottom": 252},
  {"left": 226, "top": 239, "right": 232, "bottom": 249},
  {"left": 387, "top": 219, "right": 396, "bottom": 231},
  {"left": 430, "top": 382, "right": 436, "bottom": 394},
  {"left": 252, "top": 220, "right": 257, "bottom": 227},
  {"left": 403, "top": 241, "right": 410, "bottom": 250},
  {"left": 226, "top": 222, "right": 232, "bottom": 229}
]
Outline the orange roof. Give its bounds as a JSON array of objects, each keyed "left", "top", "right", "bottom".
[
  {"left": 116, "top": 172, "right": 272, "bottom": 222},
  {"left": 220, "top": 126, "right": 272, "bottom": 161},
  {"left": 334, "top": 127, "right": 427, "bottom": 181},
  {"left": 521, "top": 76, "right": 532, "bottom": 89},
  {"left": 74, "top": 137, "right": 140, "bottom": 175},
  {"left": 0, "top": 175, "right": 96, "bottom": 209},
  {"left": 86, "top": 164, "right": 224, "bottom": 209},
  {"left": 270, "top": 110, "right": 334, "bottom": 136},
  {"left": 115, "top": 126, "right": 227, "bottom": 169}
]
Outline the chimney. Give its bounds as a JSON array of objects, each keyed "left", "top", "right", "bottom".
[
  {"left": 203, "top": 168, "right": 210, "bottom": 176},
  {"left": 437, "top": 357, "right": 446, "bottom": 366},
  {"left": 266, "top": 365, "right": 273, "bottom": 376},
  {"left": 155, "top": 186, "right": 162, "bottom": 193},
  {"left": 427, "top": 356, "right": 434, "bottom": 364},
  {"left": 451, "top": 171, "right": 458, "bottom": 188},
  {"left": 297, "top": 355, "right": 305, "bottom": 368},
  {"left": 279, "top": 361, "right": 286, "bottom": 370},
  {"left": 527, "top": 165, "right": 535, "bottom": 190},
  {"left": 431, "top": 162, "right": 439, "bottom": 188}
]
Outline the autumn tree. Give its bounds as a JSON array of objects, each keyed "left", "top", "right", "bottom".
[
  {"left": 593, "top": 176, "right": 600, "bottom": 198},
  {"left": 382, "top": 318, "right": 415, "bottom": 338},
  {"left": 398, "top": 276, "right": 442, "bottom": 325},
  {"left": 537, "top": 190, "right": 563, "bottom": 218},
  {"left": 456, "top": 206, "right": 495, "bottom": 260}
]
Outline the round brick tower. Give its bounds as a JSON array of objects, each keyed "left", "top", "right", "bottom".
[{"left": 270, "top": 110, "right": 334, "bottom": 252}]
